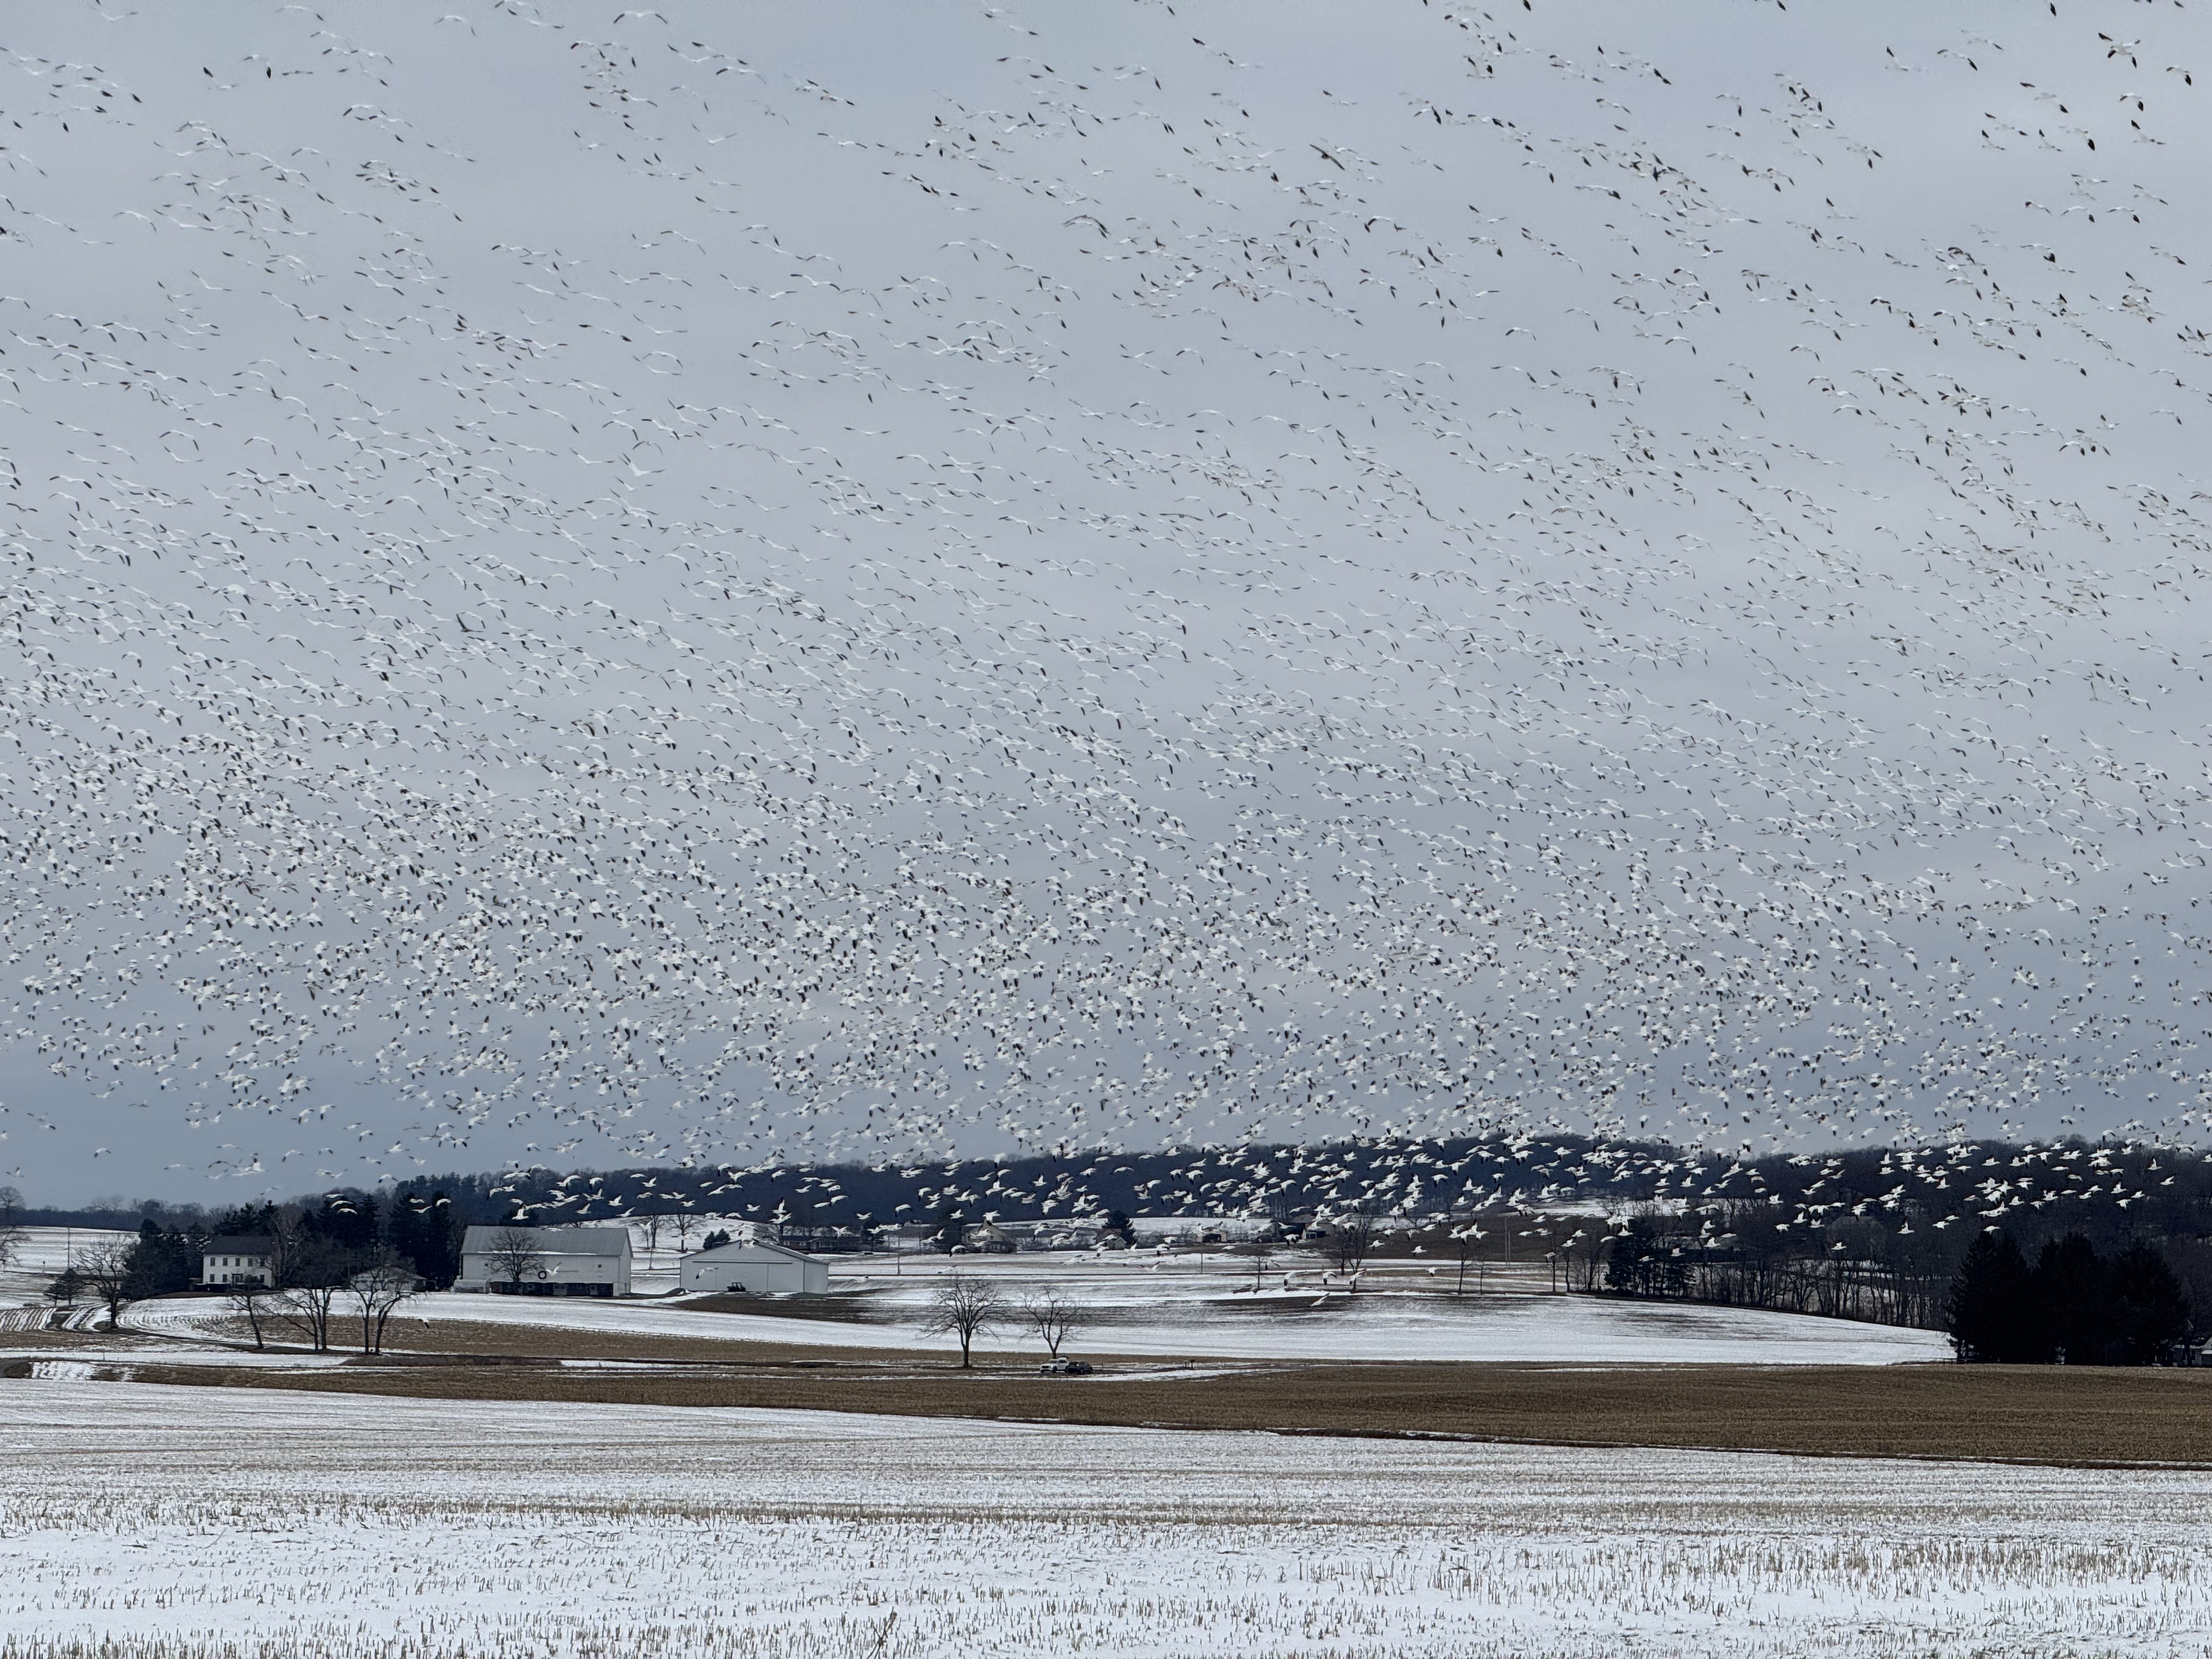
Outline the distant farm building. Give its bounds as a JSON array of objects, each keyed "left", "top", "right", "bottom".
[
  {"left": 200, "top": 1237, "right": 275, "bottom": 1288},
  {"left": 455, "top": 1226, "right": 633, "bottom": 1297},
  {"left": 680, "top": 1237, "right": 829, "bottom": 1296}
]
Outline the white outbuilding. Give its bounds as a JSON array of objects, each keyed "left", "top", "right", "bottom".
[
  {"left": 680, "top": 1237, "right": 830, "bottom": 1296},
  {"left": 455, "top": 1225, "right": 633, "bottom": 1297}
]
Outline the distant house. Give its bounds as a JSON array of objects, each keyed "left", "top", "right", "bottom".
[
  {"left": 454, "top": 1226, "right": 633, "bottom": 1297},
  {"left": 200, "top": 1237, "right": 276, "bottom": 1288},
  {"left": 680, "top": 1237, "right": 829, "bottom": 1296}
]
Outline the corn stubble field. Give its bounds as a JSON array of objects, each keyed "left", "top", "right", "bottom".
[{"left": 1, "top": 1380, "right": 2207, "bottom": 1658}]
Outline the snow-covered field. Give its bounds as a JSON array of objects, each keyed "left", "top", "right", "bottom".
[
  {"left": 443, "top": 1286, "right": 1939, "bottom": 1365},
  {"left": 0, "top": 1225, "right": 1944, "bottom": 1365},
  {"left": 109, "top": 1253, "right": 1948, "bottom": 1365},
  {"left": 13, "top": 1222, "right": 1940, "bottom": 1366},
  {"left": 0, "top": 1378, "right": 2202, "bottom": 1658},
  {"left": 0, "top": 1225, "right": 134, "bottom": 1282}
]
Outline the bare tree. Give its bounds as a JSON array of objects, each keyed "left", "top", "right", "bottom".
[
  {"left": 271, "top": 1282, "right": 345, "bottom": 1352},
  {"left": 269, "top": 1239, "right": 354, "bottom": 1352},
  {"left": 74, "top": 1242, "right": 136, "bottom": 1328},
  {"left": 919, "top": 1272, "right": 1006, "bottom": 1367},
  {"left": 484, "top": 1226, "right": 546, "bottom": 1293},
  {"left": 1321, "top": 1211, "right": 1379, "bottom": 1278},
  {"left": 346, "top": 1255, "right": 422, "bottom": 1354},
  {"left": 1562, "top": 1227, "right": 1609, "bottom": 1293},
  {"left": 1245, "top": 1242, "right": 1276, "bottom": 1293},
  {"left": 0, "top": 1184, "right": 24, "bottom": 1269},
  {"left": 226, "top": 1279, "right": 278, "bottom": 1350},
  {"left": 1020, "top": 1289, "right": 1087, "bottom": 1358},
  {"left": 266, "top": 1206, "right": 309, "bottom": 1290},
  {"left": 1452, "top": 1226, "right": 1484, "bottom": 1297}
]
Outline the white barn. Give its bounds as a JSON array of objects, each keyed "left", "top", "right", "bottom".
[
  {"left": 455, "top": 1225, "right": 632, "bottom": 1297},
  {"left": 680, "top": 1238, "right": 829, "bottom": 1296}
]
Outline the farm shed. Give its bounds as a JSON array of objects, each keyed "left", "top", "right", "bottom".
[{"left": 681, "top": 1237, "right": 830, "bottom": 1296}]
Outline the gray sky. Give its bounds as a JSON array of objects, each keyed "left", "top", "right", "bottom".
[{"left": 5, "top": 1, "right": 2212, "bottom": 1203}]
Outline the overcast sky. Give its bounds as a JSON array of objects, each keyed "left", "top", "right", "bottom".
[{"left": 7, "top": 1, "right": 2212, "bottom": 1203}]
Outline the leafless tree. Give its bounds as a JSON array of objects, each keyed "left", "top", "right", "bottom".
[
  {"left": 1562, "top": 1227, "right": 1610, "bottom": 1293},
  {"left": 0, "top": 1184, "right": 24, "bottom": 1269},
  {"left": 919, "top": 1272, "right": 1006, "bottom": 1367},
  {"left": 1020, "top": 1289, "right": 1086, "bottom": 1358},
  {"left": 1243, "top": 1241, "right": 1276, "bottom": 1291},
  {"left": 346, "top": 1255, "right": 422, "bottom": 1353},
  {"left": 1452, "top": 1226, "right": 1484, "bottom": 1297},
  {"left": 271, "top": 1282, "right": 345, "bottom": 1352},
  {"left": 266, "top": 1206, "right": 309, "bottom": 1289},
  {"left": 484, "top": 1226, "right": 547, "bottom": 1293},
  {"left": 74, "top": 1242, "right": 135, "bottom": 1327},
  {"left": 226, "top": 1279, "right": 278, "bottom": 1350},
  {"left": 268, "top": 1239, "right": 354, "bottom": 1352},
  {"left": 1321, "top": 1211, "right": 1379, "bottom": 1277}
]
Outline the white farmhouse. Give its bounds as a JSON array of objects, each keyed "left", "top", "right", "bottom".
[
  {"left": 455, "top": 1225, "right": 632, "bottom": 1297},
  {"left": 680, "top": 1237, "right": 829, "bottom": 1296},
  {"left": 200, "top": 1236, "right": 276, "bottom": 1288}
]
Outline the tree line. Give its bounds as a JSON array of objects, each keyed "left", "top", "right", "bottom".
[
  {"left": 1603, "top": 1201, "right": 1957, "bottom": 1327},
  {"left": 1601, "top": 1201, "right": 2199, "bottom": 1363},
  {"left": 1946, "top": 1232, "right": 2192, "bottom": 1364}
]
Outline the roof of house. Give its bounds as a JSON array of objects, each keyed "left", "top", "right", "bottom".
[
  {"left": 202, "top": 1236, "right": 274, "bottom": 1255},
  {"left": 460, "top": 1224, "right": 632, "bottom": 1258},
  {"left": 685, "top": 1238, "right": 812, "bottom": 1265}
]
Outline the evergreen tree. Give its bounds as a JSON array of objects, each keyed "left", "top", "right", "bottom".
[
  {"left": 211, "top": 1202, "right": 277, "bottom": 1238},
  {"left": 2034, "top": 1233, "right": 2111, "bottom": 1364},
  {"left": 388, "top": 1195, "right": 427, "bottom": 1273},
  {"left": 303, "top": 1194, "right": 380, "bottom": 1252},
  {"left": 2108, "top": 1241, "right": 2192, "bottom": 1364},
  {"left": 388, "top": 1192, "right": 462, "bottom": 1289},
  {"left": 121, "top": 1220, "right": 196, "bottom": 1299},
  {"left": 930, "top": 1202, "right": 965, "bottom": 1251},
  {"left": 1946, "top": 1232, "right": 2033, "bottom": 1362}
]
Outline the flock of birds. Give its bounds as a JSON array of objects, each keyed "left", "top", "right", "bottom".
[{"left": 5, "top": 0, "right": 2212, "bottom": 1207}]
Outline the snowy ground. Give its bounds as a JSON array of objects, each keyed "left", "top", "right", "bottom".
[
  {"left": 0, "top": 1377, "right": 2203, "bottom": 1658},
  {"left": 0, "top": 1224, "right": 134, "bottom": 1289},
  {"left": 19, "top": 1229, "right": 1945, "bottom": 1365},
  {"left": 108, "top": 1254, "right": 1948, "bottom": 1364},
  {"left": 104, "top": 1253, "right": 1950, "bottom": 1364}
]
